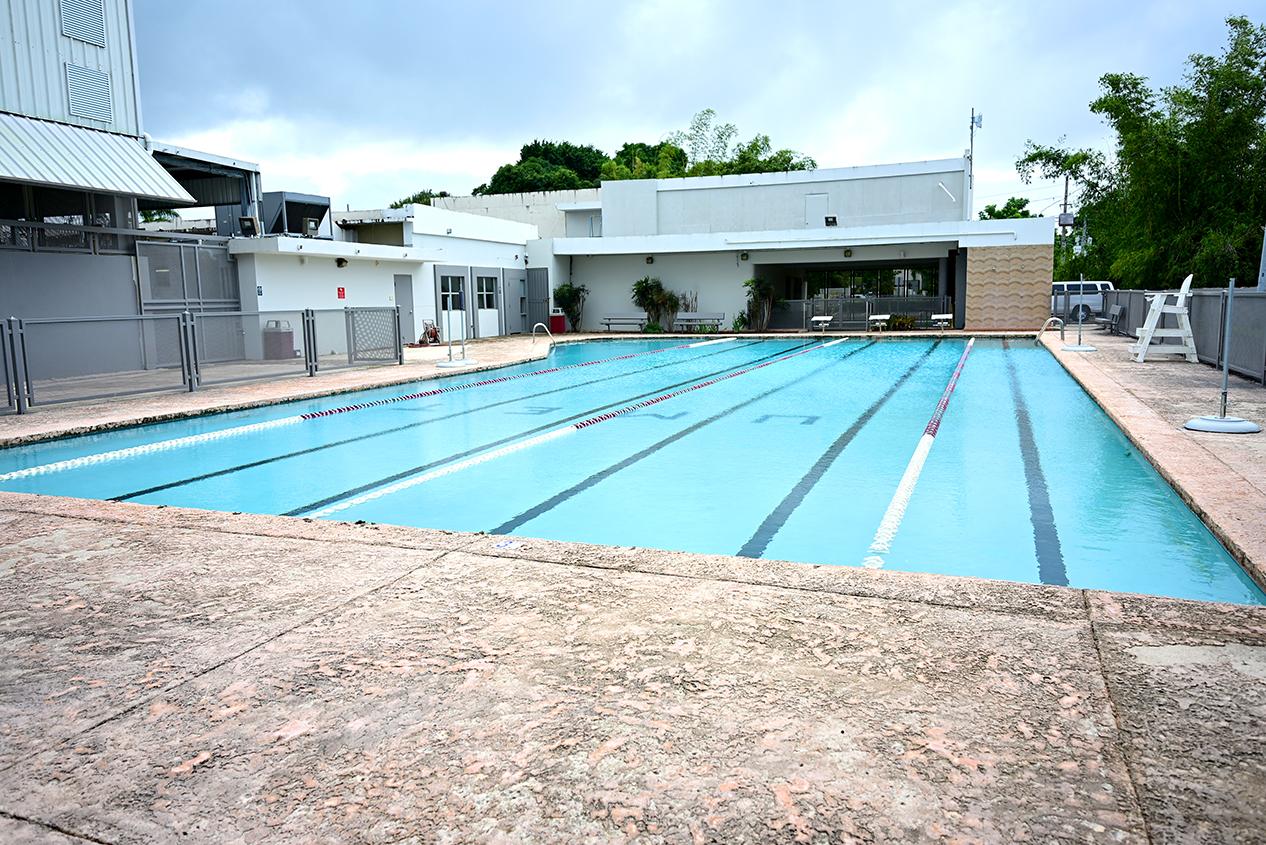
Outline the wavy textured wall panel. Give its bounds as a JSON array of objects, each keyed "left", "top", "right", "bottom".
[{"left": 965, "top": 245, "right": 1054, "bottom": 330}]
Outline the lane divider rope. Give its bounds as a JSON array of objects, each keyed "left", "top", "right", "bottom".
[
  {"left": 0, "top": 416, "right": 306, "bottom": 481},
  {"left": 862, "top": 337, "right": 975, "bottom": 568},
  {"left": 308, "top": 338, "right": 851, "bottom": 518},
  {"left": 297, "top": 341, "right": 700, "bottom": 419},
  {"left": 0, "top": 341, "right": 701, "bottom": 482}
]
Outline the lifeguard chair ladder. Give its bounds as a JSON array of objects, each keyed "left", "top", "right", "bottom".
[{"left": 1131, "top": 273, "right": 1198, "bottom": 363}]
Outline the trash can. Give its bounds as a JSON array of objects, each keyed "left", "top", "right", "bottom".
[
  {"left": 262, "top": 319, "right": 296, "bottom": 360},
  {"left": 549, "top": 307, "right": 566, "bottom": 334}
]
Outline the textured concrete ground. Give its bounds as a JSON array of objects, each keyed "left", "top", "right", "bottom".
[
  {"left": 1045, "top": 331, "right": 1266, "bottom": 588},
  {"left": 0, "top": 494, "right": 1264, "bottom": 844},
  {"left": 1, "top": 330, "right": 1264, "bottom": 842}
]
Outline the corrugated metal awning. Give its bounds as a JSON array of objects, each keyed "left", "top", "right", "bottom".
[{"left": 0, "top": 112, "right": 196, "bottom": 204}]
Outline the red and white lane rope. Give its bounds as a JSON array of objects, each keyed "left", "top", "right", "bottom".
[
  {"left": 862, "top": 337, "right": 975, "bottom": 569},
  {"left": 297, "top": 340, "right": 715, "bottom": 419},
  {"left": 0, "top": 341, "right": 716, "bottom": 482},
  {"left": 308, "top": 338, "right": 850, "bottom": 518}
]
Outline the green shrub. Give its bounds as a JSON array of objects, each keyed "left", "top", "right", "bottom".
[
  {"left": 630, "top": 276, "right": 685, "bottom": 329},
  {"left": 642, "top": 321, "right": 664, "bottom": 334},
  {"left": 553, "top": 282, "right": 588, "bottom": 331},
  {"left": 743, "top": 277, "right": 777, "bottom": 330},
  {"left": 887, "top": 314, "right": 918, "bottom": 331}
]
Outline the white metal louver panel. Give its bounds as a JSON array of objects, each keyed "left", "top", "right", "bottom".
[
  {"left": 60, "top": 0, "right": 107, "bottom": 47},
  {"left": 65, "top": 63, "right": 113, "bottom": 123}
]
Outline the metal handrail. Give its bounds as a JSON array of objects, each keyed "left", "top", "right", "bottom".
[
  {"left": 1036, "top": 317, "right": 1065, "bottom": 344},
  {"left": 531, "top": 321, "right": 555, "bottom": 350},
  {"left": 0, "top": 218, "right": 232, "bottom": 245}
]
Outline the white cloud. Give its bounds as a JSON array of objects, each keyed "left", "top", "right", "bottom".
[{"left": 165, "top": 117, "right": 515, "bottom": 206}]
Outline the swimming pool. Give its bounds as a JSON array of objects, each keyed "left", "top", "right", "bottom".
[{"left": 2, "top": 337, "right": 1262, "bottom": 605}]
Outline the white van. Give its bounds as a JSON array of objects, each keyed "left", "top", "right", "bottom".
[{"left": 1051, "top": 281, "right": 1115, "bottom": 321}]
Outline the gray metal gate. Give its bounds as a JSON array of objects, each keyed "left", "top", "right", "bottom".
[
  {"left": 346, "top": 307, "right": 403, "bottom": 364},
  {"left": 526, "top": 268, "right": 550, "bottom": 329},
  {"left": 137, "top": 240, "right": 240, "bottom": 313}
]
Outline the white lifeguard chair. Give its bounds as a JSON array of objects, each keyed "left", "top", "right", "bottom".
[{"left": 1131, "top": 273, "right": 1198, "bottom": 363}]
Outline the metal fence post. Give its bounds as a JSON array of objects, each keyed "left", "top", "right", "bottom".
[
  {"left": 303, "top": 309, "right": 318, "bottom": 376},
  {"left": 394, "top": 306, "right": 404, "bottom": 365},
  {"left": 344, "top": 307, "right": 354, "bottom": 366},
  {"left": 180, "top": 310, "right": 199, "bottom": 392},
  {"left": 6, "top": 317, "right": 29, "bottom": 414}
]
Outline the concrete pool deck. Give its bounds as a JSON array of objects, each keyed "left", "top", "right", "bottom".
[{"left": 1, "top": 330, "right": 1264, "bottom": 842}]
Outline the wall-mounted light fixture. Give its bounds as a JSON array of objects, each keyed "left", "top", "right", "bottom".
[
  {"left": 645, "top": 256, "right": 654, "bottom": 264},
  {"left": 739, "top": 251, "right": 749, "bottom": 261},
  {"left": 843, "top": 248, "right": 853, "bottom": 258},
  {"left": 335, "top": 257, "right": 349, "bottom": 268}
]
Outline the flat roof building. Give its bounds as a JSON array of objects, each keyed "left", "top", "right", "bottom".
[{"left": 440, "top": 156, "right": 1056, "bottom": 332}]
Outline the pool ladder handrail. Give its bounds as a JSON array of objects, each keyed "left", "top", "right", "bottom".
[
  {"left": 531, "top": 321, "right": 555, "bottom": 350},
  {"left": 1035, "top": 317, "right": 1065, "bottom": 344}
]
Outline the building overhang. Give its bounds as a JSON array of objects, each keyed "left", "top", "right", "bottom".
[
  {"left": 549, "top": 218, "right": 1055, "bottom": 256},
  {"left": 229, "top": 235, "right": 430, "bottom": 264},
  {"left": 556, "top": 200, "right": 602, "bottom": 212},
  {"left": 0, "top": 112, "right": 196, "bottom": 204}
]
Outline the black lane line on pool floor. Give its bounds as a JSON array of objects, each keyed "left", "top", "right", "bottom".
[
  {"left": 285, "top": 341, "right": 820, "bottom": 517},
  {"left": 490, "top": 341, "right": 879, "bottom": 536},
  {"left": 1002, "top": 339, "right": 1068, "bottom": 586},
  {"left": 736, "top": 341, "right": 942, "bottom": 559},
  {"left": 108, "top": 340, "right": 765, "bottom": 503}
]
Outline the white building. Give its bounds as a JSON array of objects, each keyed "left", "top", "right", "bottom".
[{"left": 444, "top": 157, "right": 1056, "bottom": 332}]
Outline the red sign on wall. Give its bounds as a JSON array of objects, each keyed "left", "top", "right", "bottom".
[{"left": 337, "top": 287, "right": 346, "bottom": 300}]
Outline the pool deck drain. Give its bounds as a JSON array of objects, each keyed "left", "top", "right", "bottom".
[{"left": 0, "top": 330, "right": 1263, "bottom": 842}]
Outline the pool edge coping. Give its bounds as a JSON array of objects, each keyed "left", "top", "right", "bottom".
[
  {"left": 1040, "top": 332, "right": 1266, "bottom": 594},
  {"left": 2, "top": 489, "right": 1264, "bottom": 631}
]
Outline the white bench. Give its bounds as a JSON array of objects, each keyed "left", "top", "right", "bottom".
[
  {"left": 601, "top": 313, "right": 648, "bottom": 331},
  {"left": 810, "top": 316, "right": 834, "bottom": 331},
  {"left": 868, "top": 313, "right": 892, "bottom": 332},
  {"left": 675, "top": 312, "right": 725, "bottom": 332},
  {"left": 931, "top": 313, "right": 953, "bottom": 329}
]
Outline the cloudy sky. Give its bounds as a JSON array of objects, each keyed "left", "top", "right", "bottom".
[{"left": 134, "top": 0, "right": 1257, "bottom": 215}]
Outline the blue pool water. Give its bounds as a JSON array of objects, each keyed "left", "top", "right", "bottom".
[{"left": 2, "top": 338, "right": 1262, "bottom": 605}]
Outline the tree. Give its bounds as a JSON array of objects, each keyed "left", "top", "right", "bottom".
[
  {"left": 390, "top": 189, "right": 449, "bottom": 209},
  {"left": 470, "top": 110, "right": 817, "bottom": 194},
  {"left": 1018, "top": 16, "right": 1266, "bottom": 287},
  {"left": 473, "top": 140, "right": 609, "bottom": 195},
  {"left": 978, "top": 197, "right": 1035, "bottom": 220},
  {"left": 140, "top": 209, "right": 177, "bottom": 223},
  {"left": 474, "top": 157, "right": 589, "bottom": 195}
]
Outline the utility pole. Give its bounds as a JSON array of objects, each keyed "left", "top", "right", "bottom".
[{"left": 969, "top": 109, "right": 983, "bottom": 190}]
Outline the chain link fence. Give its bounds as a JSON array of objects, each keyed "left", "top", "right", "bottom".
[{"left": 2, "top": 306, "right": 403, "bottom": 413}]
